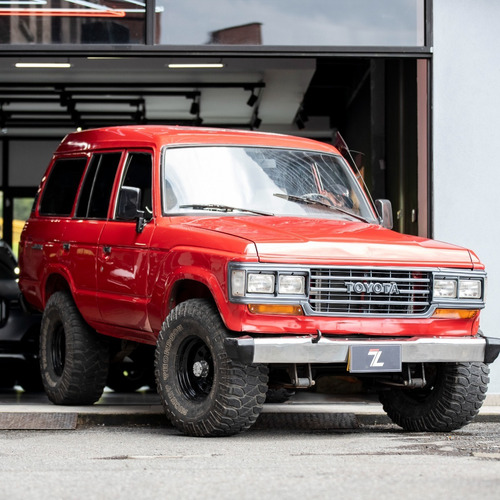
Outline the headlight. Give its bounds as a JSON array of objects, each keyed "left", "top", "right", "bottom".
[
  {"left": 247, "top": 273, "right": 275, "bottom": 294},
  {"left": 279, "top": 275, "right": 305, "bottom": 295},
  {"left": 433, "top": 274, "right": 485, "bottom": 302},
  {"left": 434, "top": 279, "right": 457, "bottom": 299},
  {"left": 229, "top": 265, "right": 308, "bottom": 300},
  {"left": 459, "top": 279, "right": 482, "bottom": 299}
]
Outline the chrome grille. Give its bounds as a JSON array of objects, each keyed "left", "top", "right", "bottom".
[{"left": 309, "top": 268, "right": 432, "bottom": 316}]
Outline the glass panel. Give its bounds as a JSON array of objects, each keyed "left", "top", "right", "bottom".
[
  {"left": 39, "top": 157, "right": 87, "bottom": 216},
  {"left": 13, "top": 197, "right": 34, "bottom": 258},
  {"left": 0, "top": 195, "right": 36, "bottom": 259},
  {"left": 157, "top": 0, "right": 425, "bottom": 47},
  {"left": 76, "top": 153, "right": 121, "bottom": 219},
  {"left": 0, "top": 0, "right": 146, "bottom": 44},
  {"left": 120, "top": 152, "right": 152, "bottom": 215},
  {"left": 163, "top": 146, "right": 377, "bottom": 223}
]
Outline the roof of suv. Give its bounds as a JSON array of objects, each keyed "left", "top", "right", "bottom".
[{"left": 56, "top": 125, "right": 338, "bottom": 155}]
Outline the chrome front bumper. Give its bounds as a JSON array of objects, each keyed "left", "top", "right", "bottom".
[{"left": 225, "top": 334, "right": 500, "bottom": 366}]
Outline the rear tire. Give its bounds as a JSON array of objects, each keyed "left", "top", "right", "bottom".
[
  {"left": 40, "top": 291, "right": 109, "bottom": 405},
  {"left": 107, "top": 353, "right": 154, "bottom": 393},
  {"left": 155, "top": 299, "right": 269, "bottom": 437},
  {"left": 379, "top": 362, "right": 489, "bottom": 432}
]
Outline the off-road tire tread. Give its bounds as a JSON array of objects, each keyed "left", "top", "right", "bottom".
[
  {"left": 379, "top": 362, "right": 489, "bottom": 432},
  {"left": 40, "top": 291, "right": 109, "bottom": 405},
  {"left": 155, "top": 299, "right": 269, "bottom": 437}
]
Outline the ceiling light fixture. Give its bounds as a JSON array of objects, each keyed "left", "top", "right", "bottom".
[
  {"left": 190, "top": 97, "right": 200, "bottom": 116},
  {"left": 246, "top": 91, "right": 258, "bottom": 107},
  {"left": 168, "top": 63, "right": 224, "bottom": 69},
  {"left": 15, "top": 62, "right": 72, "bottom": 69},
  {"left": 250, "top": 107, "right": 262, "bottom": 130}
]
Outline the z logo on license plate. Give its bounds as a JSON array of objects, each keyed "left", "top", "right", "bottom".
[{"left": 348, "top": 345, "right": 402, "bottom": 373}]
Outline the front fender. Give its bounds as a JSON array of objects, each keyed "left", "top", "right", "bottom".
[{"left": 149, "top": 246, "right": 256, "bottom": 333}]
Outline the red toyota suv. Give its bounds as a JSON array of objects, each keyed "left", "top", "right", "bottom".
[{"left": 19, "top": 125, "right": 499, "bottom": 436}]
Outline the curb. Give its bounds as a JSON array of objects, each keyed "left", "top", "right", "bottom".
[
  {"left": 2, "top": 409, "right": 499, "bottom": 431},
  {"left": 77, "top": 410, "right": 500, "bottom": 430}
]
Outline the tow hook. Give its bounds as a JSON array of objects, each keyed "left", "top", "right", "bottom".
[{"left": 312, "top": 330, "right": 322, "bottom": 344}]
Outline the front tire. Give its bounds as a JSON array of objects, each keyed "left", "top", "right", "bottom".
[
  {"left": 40, "top": 291, "right": 109, "bottom": 405},
  {"left": 379, "top": 362, "right": 489, "bottom": 432},
  {"left": 155, "top": 299, "right": 269, "bottom": 437}
]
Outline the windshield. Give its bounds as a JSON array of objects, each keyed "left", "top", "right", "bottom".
[{"left": 162, "top": 146, "right": 377, "bottom": 223}]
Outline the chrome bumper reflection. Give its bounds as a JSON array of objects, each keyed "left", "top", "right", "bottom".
[{"left": 225, "top": 335, "right": 500, "bottom": 365}]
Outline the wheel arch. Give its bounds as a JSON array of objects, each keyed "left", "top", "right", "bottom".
[
  {"left": 43, "top": 272, "right": 72, "bottom": 307},
  {"left": 167, "top": 278, "right": 216, "bottom": 312},
  {"left": 161, "top": 273, "right": 234, "bottom": 332}
]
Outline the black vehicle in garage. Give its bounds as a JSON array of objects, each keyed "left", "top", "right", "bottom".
[{"left": 0, "top": 240, "right": 42, "bottom": 391}]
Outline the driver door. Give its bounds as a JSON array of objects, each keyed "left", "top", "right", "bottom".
[{"left": 97, "top": 151, "right": 155, "bottom": 338}]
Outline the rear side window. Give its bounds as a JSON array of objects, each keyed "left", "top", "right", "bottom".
[
  {"left": 39, "top": 158, "right": 87, "bottom": 216},
  {"left": 76, "top": 153, "right": 122, "bottom": 219}
]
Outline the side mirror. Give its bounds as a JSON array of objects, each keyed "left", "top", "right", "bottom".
[
  {"left": 117, "top": 186, "right": 146, "bottom": 233},
  {"left": 375, "top": 199, "right": 393, "bottom": 230}
]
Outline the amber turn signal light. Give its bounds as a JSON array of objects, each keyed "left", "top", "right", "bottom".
[
  {"left": 432, "top": 309, "right": 479, "bottom": 319},
  {"left": 248, "top": 304, "right": 304, "bottom": 315}
]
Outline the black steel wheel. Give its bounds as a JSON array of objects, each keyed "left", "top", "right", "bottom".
[
  {"left": 177, "top": 336, "right": 214, "bottom": 400},
  {"left": 40, "top": 291, "right": 109, "bottom": 405},
  {"left": 379, "top": 362, "right": 489, "bottom": 432},
  {"left": 50, "top": 324, "right": 66, "bottom": 377},
  {"left": 155, "top": 299, "right": 269, "bottom": 437}
]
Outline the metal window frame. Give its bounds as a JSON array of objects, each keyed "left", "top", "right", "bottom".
[{"left": 0, "top": 0, "right": 433, "bottom": 56}]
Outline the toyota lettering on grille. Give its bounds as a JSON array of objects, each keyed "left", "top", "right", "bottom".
[{"left": 345, "top": 281, "right": 400, "bottom": 295}]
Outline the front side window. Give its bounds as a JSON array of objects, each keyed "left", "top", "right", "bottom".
[
  {"left": 39, "top": 157, "right": 87, "bottom": 216},
  {"left": 118, "top": 152, "right": 153, "bottom": 218},
  {"left": 162, "top": 146, "right": 376, "bottom": 223}
]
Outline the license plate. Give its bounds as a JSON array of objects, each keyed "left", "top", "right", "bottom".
[{"left": 348, "top": 345, "right": 402, "bottom": 373}]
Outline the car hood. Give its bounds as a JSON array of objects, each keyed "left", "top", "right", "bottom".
[{"left": 184, "top": 216, "right": 477, "bottom": 268}]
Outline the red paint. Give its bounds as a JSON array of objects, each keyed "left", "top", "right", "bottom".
[{"left": 19, "top": 126, "right": 485, "bottom": 345}]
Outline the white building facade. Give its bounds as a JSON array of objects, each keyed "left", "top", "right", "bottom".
[{"left": 433, "top": 0, "right": 500, "bottom": 391}]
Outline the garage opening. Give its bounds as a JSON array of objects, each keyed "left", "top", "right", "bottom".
[{"left": 0, "top": 52, "right": 429, "bottom": 255}]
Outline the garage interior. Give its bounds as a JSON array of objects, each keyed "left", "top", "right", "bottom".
[{"left": 0, "top": 53, "right": 429, "bottom": 251}]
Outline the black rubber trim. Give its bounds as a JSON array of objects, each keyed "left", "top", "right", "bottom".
[
  {"left": 484, "top": 336, "right": 500, "bottom": 364},
  {"left": 224, "top": 337, "right": 255, "bottom": 365}
]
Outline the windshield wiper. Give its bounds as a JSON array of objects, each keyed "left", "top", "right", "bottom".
[
  {"left": 273, "top": 193, "right": 370, "bottom": 224},
  {"left": 179, "top": 204, "right": 273, "bottom": 216}
]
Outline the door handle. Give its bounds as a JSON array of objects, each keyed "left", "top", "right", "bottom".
[{"left": 103, "top": 246, "right": 112, "bottom": 254}]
